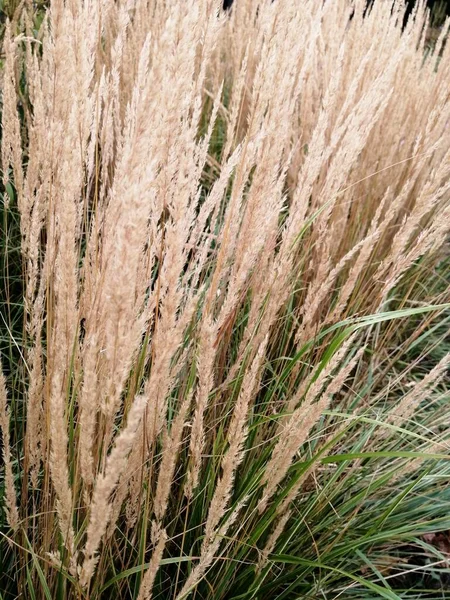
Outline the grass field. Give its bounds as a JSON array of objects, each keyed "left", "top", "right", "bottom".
[{"left": 0, "top": 1, "right": 450, "bottom": 599}]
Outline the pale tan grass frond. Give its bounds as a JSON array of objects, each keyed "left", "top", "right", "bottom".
[
  {"left": 203, "top": 337, "right": 268, "bottom": 543},
  {"left": 185, "top": 319, "right": 216, "bottom": 499},
  {"left": 259, "top": 343, "right": 365, "bottom": 512},
  {"left": 1, "top": 24, "right": 24, "bottom": 211},
  {"left": 153, "top": 390, "right": 192, "bottom": 530},
  {"left": 80, "top": 394, "right": 147, "bottom": 588},
  {"left": 0, "top": 363, "right": 19, "bottom": 529},
  {"left": 175, "top": 495, "right": 249, "bottom": 600},
  {"left": 387, "top": 353, "right": 450, "bottom": 428},
  {"left": 137, "top": 529, "right": 168, "bottom": 600}
]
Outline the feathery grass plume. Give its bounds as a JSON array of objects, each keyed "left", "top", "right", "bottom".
[
  {"left": 47, "top": 354, "right": 77, "bottom": 562},
  {"left": 1, "top": 24, "right": 23, "bottom": 210},
  {"left": 259, "top": 343, "right": 365, "bottom": 513},
  {"left": 185, "top": 320, "right": 216, "bottom": 499},
  {"left": 325, "top": 189, "right": 391, "bottom": 325},
  {"left": 280, "top": 333, "right": 360, "bottom": 432},
  {"left": 153, "top": 390, "right": 192, "bottom": 533},
  {"left": 174, "top": 495, "right": 249, "bottom": 600},
  {"left": 0, "top": 363, "right": 19, "bottom": 529},
  {"left": 295, "top": 234, "right": 377, "bottom": 344},
  {"left": 26, "top": 340, "right": 44, "bottom": 486},
  {"left": 38, "top": 0, "right": 99, "bottom": 563},
  {"left": 137, "top": 529, "right": 168, "bottom": 600},
  {"left": 78, "top": 34, "right": 157, "bottom": 486},
  {"left": 203, "top": 337, "right": 267, "bottom": 543},
  {"left": 392, "top": 438, "right": 450, "bottom": 484},
  {"left": 256, "top": 415, "right": 358, "bottom": 573},
  {"left": 387, "top": 353, "right": 450, "bottom": 427},
  {"left": 256, "top": 509, "right": 291, "bottom": 573},
  {"left": 80, "top": 394, "right": 147, "bottom": 588}
]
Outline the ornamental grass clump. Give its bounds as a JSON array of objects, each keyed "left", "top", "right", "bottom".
[{"left": 0, "top": 1, "right": 450, "bottom": 598}]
